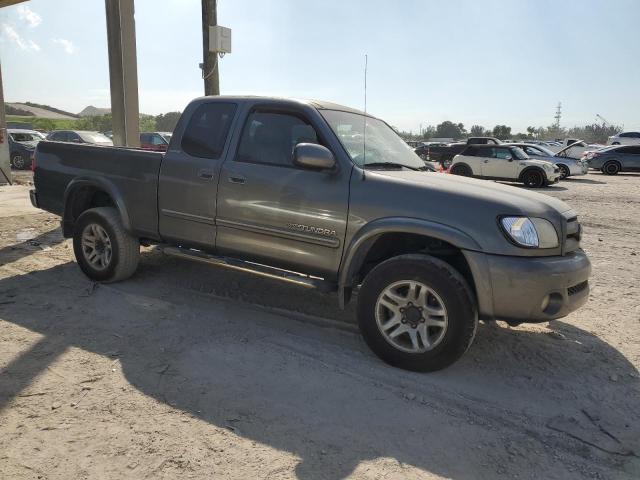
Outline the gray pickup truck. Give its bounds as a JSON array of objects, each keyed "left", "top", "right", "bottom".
[{"left": 30, "top": 96, "right": 591, "bottom": 371}]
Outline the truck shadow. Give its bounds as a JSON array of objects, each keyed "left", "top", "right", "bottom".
[
  {"left": 1, "top": 261, "right": 638, "bottom": 478},
  {"left": 0, "top": 227, "right": 65, "bottom": 267}
]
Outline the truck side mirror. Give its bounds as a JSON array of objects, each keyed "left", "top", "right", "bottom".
[{"left": 294, "top": 143, "right": 336, "bottom": 170}]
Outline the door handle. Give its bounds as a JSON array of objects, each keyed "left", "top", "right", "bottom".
[
  {"left": 483, "top": 160, "right": 489, "bottom": 163},
  {"left": 228, "top": 174, "right": 246, "bottom": 185},
  {"left": 198, "top": 169, "right": 215, "bottom": 180}
]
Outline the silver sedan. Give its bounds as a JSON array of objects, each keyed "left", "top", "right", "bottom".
[{"left": 505, "top": 143, "right": 589, "bottom": 179}]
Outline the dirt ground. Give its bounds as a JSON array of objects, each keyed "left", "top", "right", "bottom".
[{"left": 1, "top": 170, "right": 639, "bottom": 479}]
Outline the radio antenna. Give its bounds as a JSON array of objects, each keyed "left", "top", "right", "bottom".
[{"left": 362, "top": 54, "right": 368, "bottom": 181}]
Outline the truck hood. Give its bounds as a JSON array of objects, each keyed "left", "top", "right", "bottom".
[
  {"left": 375, "top": 170, "right": 571, "bottom": 214},
  {"left": 354, "top": 170, "right": 574, "bottom": 256}
]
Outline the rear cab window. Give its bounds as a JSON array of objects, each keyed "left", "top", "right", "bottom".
[{"left": 181, "top": 103, "right": 237, "bottom": 158}]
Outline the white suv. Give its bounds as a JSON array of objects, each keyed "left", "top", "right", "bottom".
[
  {"left": 450, "top": 145, "right": 561, "bottom": 188},
  {"left": 607, "top": 132, "right": 640, "bottom": 146}
]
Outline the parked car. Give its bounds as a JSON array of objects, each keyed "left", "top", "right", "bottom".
[
  {"left": 505, "top": 143, "right": 589, "bottom": 179},
  {"left": 415, "top": 137, "right": 501, "bottom": 167},
  {"left": 583, "top": 145, "right": 640, "bottom": 174},
  {"left": 140, "top": 132, "right": 170, "bottom": 152},
  {"left": 158, "top": 132, "right": 173, "bottom": 143},
  {"left": 46, "top": 130, "right": 113, "bottom": 146},
  {"left": 8, "top": 129, "right": 42, "bottom": 169},
  {"left": 607, "top": 131, "right": 640, "bottom": 146},
  {"left": 30, "top": 96, "right": 590, "bottom": 372},
  {"left": 545, "top": 139, "right": 605, "bottom": 159},
  {"left": 450, "top": 144, "right": 561, "bottom": 187}
]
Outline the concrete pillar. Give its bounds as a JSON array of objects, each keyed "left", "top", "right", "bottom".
[
  {"left": 0, "top": 59, "right": 12, "bottom": 185},
  {"left": 105, "top": 0, "right": 140, "bottom": 147}
]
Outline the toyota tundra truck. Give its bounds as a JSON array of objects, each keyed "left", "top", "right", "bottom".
[{"left": 30, "top": 96, "right": 591, "bottom": 372}]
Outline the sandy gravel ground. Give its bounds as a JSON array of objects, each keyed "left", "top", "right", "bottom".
[{"left": 0, "top": 171, "right": 639, "bottom": 479}]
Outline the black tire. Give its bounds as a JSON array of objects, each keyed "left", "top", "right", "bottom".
[
  {"left": 602, "top": 161, "right": 620, "bottom": 175},
  {"left": 557, "top": 164, "right": 570, "bottom": 179},
  {"left": 357, "top": 254, "right": 478, "bottom": 372},
  {"left": 522, "top": 169, "right": 547, "bottom": 188},
  {"left": 450, "top": 164, "right": 472, "bottom": 176},
  {"left": 612, "top": 142, "right": 620, "bottom": 145},
  {"left": 11, "top": 154, "right": 26, "bottom": 170},
  {"left": 73, "top": 207, "right": 140, "bottom": 283}
]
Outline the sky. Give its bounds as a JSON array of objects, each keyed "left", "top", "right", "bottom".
[{"left": 1, "top": 0, "right": 639, "bottom": 133}]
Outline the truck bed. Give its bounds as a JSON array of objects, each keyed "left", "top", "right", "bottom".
[{"left": 34, "top": 141, "right": 164, "bottom": 239}]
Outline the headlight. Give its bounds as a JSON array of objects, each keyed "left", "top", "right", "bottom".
[{"left": 500, "top": 217, "right": 559, "bottom": 248}]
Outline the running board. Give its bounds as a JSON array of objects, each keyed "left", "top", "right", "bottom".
[{"left": 162, "top": 247, "right": 336, "bottom": 292}]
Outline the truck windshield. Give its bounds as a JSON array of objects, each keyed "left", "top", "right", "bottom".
[{"left": 321, "top": 110, "right": 424, "bottom": 170}]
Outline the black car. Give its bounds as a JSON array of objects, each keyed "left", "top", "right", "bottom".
[
  {"left": 46, "top": 130, "right": 113, "bottom": 146},
  {"left": 414, "top": 137, "right": 501, "bottom": 168},
  {"left": 415, "top": 143, "right": 466, "bottom": 167},
  {"left": 8, "top": 129, "right": 44, "bottom": 169}
]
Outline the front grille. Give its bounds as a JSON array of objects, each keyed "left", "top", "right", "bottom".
[
  {"left": 568, "top": 280, "right": 588, "bottom": 296},
  {"left": 565, "top": 216, "right": 581, "bottom": 253}
]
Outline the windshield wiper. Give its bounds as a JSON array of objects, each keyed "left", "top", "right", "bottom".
[{"left": 364, "top": 162, "right": 419, "bottom": 171}]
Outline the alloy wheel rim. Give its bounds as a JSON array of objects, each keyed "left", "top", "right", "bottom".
[
  {"left": 81, "top": 223, "right": 112, "bottom": 270},
  {"left": 12, "top": 156, "right": 25, "bottom": 169},
  {"left": 375, "top": 280, "right": 448, "bottom": 353},
  {"left": 527, "top": 172, "right": 541, "bottom": 187},
  {"left": 559, "top": 165, "right": 569, "bottom": 178},
  {"left": 606, "top": 163, "right": 618, "bottom": 174}
]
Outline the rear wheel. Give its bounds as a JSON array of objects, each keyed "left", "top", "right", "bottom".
[
  {"left": 602, "top": 161, "right": 620, "bottom": 175},
  {"left": 357, "top": 254, "right": 477, "bottom": 372},
  {"left": 522, "top": 169, "right": 547, "bottom": 188},
  {"left": 557, "top": 164, "right": 570, "bottom": 179},
  {"left": 73, "top": 207, "right": 140, "bottom": 283},
  {"left": 450, "top": 164, "right": 472, "bottom": 176},
  {"left": 11, "top": 154, "right": 26, "bottom": 170}
]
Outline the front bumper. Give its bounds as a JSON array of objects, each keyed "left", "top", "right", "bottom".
[
  {"left": 464, "top": 249, "right": 591, "bottom": 323},
  {"left": 569, "top": 162, "right": 589, "bottom": 176},
  {"left": 29, "top": 189, "right": 39, "bottom": 208}
]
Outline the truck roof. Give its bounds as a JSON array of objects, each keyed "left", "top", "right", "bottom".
[{"left": 189, "top": 95, "right": 371, "bottom": 117}]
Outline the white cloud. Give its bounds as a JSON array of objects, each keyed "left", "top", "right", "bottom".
[
  {"left": 17, "top": 5, "right": 42, "bottom": 28},
  {"left": 52, "top": 37, "right": 77, "bottom": 54},
  {"left": 1, "top": 24, "right": 41, "bottom": 51}
]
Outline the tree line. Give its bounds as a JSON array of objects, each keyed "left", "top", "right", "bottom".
[
  {"left": 7, "top": 111, "right": 183, "bottom": 134},
  {"left": 399, "top": 120, "right": 622, "bottom": 144}
]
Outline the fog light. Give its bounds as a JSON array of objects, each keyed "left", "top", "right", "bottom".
[{"left": 541, "top": 295, "right": 550, "bottom": 311}]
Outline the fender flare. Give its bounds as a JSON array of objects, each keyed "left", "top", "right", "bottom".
[
  {"left": 518, "top": 166, "right": 546, "bottom": 182},
  {"left": 337, "top": 217, "right": 482, "bottom": 307},
  {"left": 601, "top": 158, "right": 622, "bottom": 168},
  {"left": 450, "top": 162, "right": 472, "bottom": 174},
  {"left": 62, "top": 176, "right": 131, "bottom": 236}
]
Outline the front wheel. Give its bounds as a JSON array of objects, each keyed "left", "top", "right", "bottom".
[
  {"left": 522, "top": 169, "right": 547, "bottom": 188},
  {"left": 73, "top": 207, "right": 140, "bottom": 283},
  {"left": 357, "top": 254, "right": 478, "bottom": 372},
  {"left": 557, "top": 164, "right": 570, "bottom": 179},
  {"left": 11, "top": 154, "right": 26, "bottom": 170}
]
